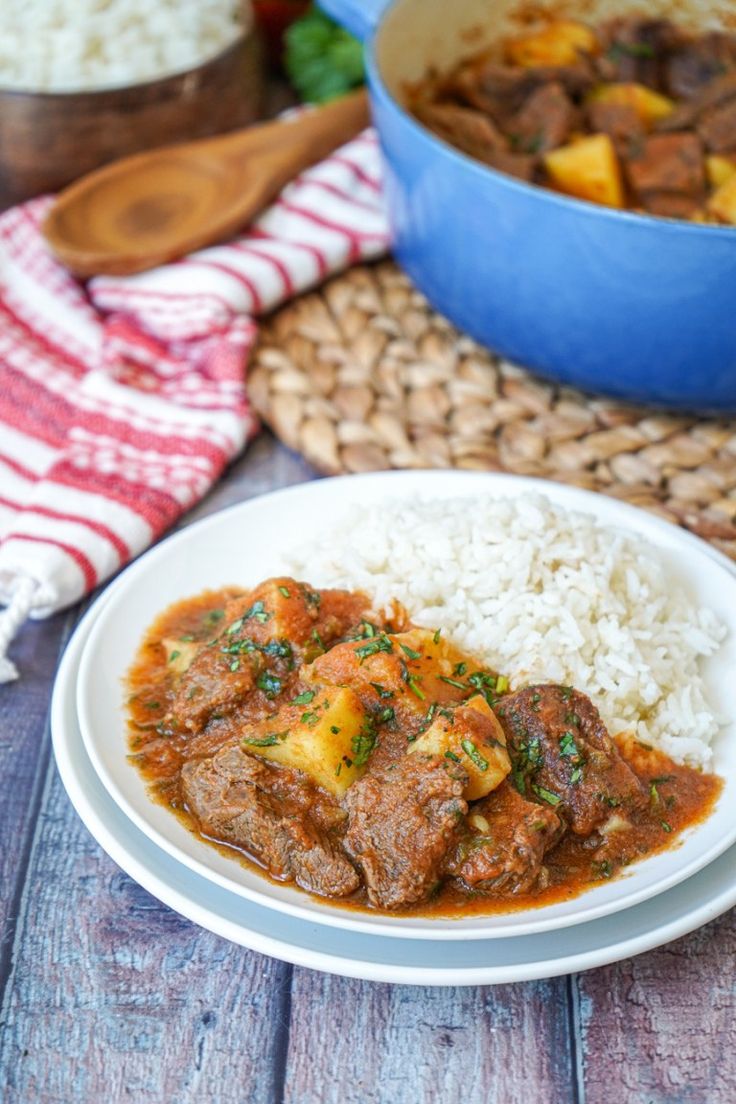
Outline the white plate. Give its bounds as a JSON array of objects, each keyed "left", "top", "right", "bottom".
[
  {"left": 54, "top": 594, "right": 736, "bottom": 985},
  {"left": 75, "top": 472, "right": 736, "bottom": 940}
]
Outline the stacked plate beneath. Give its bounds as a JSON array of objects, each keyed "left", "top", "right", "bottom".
[{"left": 52, "top": 472, "right": 736, "bottom": 984}]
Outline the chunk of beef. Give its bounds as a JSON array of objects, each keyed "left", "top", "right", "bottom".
[
  {"left": 698, "top": 96, "right": 736, "bottom": 152},
  {"left": 496, "top": 685, "right": 645, "bottom": 836},
  {"left": 625, "top": 132, "right": 705, "bottom": 207},
  {"left": 598, "top": 18, "right": 682, "bottom": 90},
  {"left": 449, "top": 60, "right": 594, "bottom": 124},
  {"left": 657, "top": 70, "right": 736, "bottom": 133},
  {"left": 641, "top": 192, "right": 702, "bottom": 219},
  {"left": 447, "top": 781, "right": 563, "bottom": 895},
  {"left": 182, "top": 745, "right": 360, "bottom": 897},
  {"left": 414, "top": 100, "right": 508, "bottom": 164},
  {"left": 587, "top": 100, "right": 645, "bottom": 156},
  {"left": 666, "top": 32, "right": 736, "bottom": 100},
  {"left": 171, "top": 646, "right": 261, "bottom": 733},
  {"left": 507, "top": 81, "right": 578, "bottom": 153},
  {"left": 343, "top": 755, "right": 468, "bottom": 909}
]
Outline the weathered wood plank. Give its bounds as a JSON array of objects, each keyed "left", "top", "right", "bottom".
[
  {"left": 0, "top": 763, "right": 292, "bottom": 1104},
  {"left": 577, "top": 909, "right": 736, "bottom": 1104},
  {"left": 0, "top": 611, "right": 71, "bottom": 966},
  {"left": 282, "top": 970, "right": 575, "bottom": 1104}
]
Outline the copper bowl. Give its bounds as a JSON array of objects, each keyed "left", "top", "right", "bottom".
[{"left": 0, "top": 24, "right": 265, "bottom": 211}]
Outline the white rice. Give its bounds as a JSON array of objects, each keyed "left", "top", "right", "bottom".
[
  {"left": 289, "top": 493, "right": 727, "bottom": 768},
  {"left": 0, "top": 0, "right": 248, "bottom": 93}
]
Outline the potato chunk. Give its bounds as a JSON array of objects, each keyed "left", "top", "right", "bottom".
[
  {"left": 708, "top": 172, "right": 736, "bottom": 223},
  {"left": 239, "top": 686, "right": 371, "bottom": 797},
  {"left": 506, "top": 20, "right": 598, "bottom": 68},
  {"left": 544, "top": 133, "right": 624, "bottom": 208},
  {"left": 707, "top": 154, "right": 736, "bottom": 189},
  {"left": 161, "top": 637, "right": 199, "bottom": 676},
  {"left": 409, "top": 695, "right": 511, "bottom": 801},
  {"left": 588, "top": 83, "right": 674, "bottom": 126}
]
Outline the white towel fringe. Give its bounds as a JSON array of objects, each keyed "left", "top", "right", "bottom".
[{"left": 0, "top": 578, "right": 39, "bottom": 684}]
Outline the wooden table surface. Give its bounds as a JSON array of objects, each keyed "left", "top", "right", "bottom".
[{"left": 1, "top": 430, "right": 734, "bottom": 1104}]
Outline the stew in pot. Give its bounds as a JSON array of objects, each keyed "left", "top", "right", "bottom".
[{"left": 410, "top": 14, "right": 736, "bottom": 223}]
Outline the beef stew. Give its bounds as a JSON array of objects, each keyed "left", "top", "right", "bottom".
[
  {"left": 126, "top": 577, "right": 722, "bottom": 916},
  {"left": 410, "top": 14, "right": 736, "bottom": 223}
]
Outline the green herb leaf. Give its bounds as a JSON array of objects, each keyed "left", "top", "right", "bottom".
[
  {"left": 439, "top": 675, "right": 467, "bottom": 690},
  {"left": 278, "top": 585, "right": 291, "bottom": 598},
  {"left": 257, "top": 672, "right": 282, "bottom": 699},
  {"left": 292, "top": 690, "right": 316, "bottom": 706},
  {"left": 351, "top": 721, "right": 377, "bottom": 767},
  {"left": 532, "top": 784, "right": 562, "bottom": 806},
  {"left": 445, "top": 750, "right": 461, "bottom": 763},
  {"left": 169, "top": 650, "right": 181, "bottom": 662},
  {"left": 461, "top": 739, "right": 489, "bottom": 772},
  {"left": 433, "top": 628, "right": 442, "bottom": 644},
  {"left": 284, "top": 9, "right": 365, "bottom": 104},
  {"left": 355, "top": 634, "right": 393, "bottom": 662},
  {"left": 241, "top": 731, "right": 287, "bottom": 748},
  {"left": 399, "top": 643, "right": 422, "bottom": 660}
]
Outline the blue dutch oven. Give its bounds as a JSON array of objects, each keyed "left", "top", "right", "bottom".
[{"left": 320, "top": 0, "right": 736, "bottom": 412}]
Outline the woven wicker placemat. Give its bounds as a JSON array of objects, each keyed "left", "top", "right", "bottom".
[{"left": 250, "top": 260, "right": 736, "bottom": 561}]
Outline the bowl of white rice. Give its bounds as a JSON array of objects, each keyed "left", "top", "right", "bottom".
[{"left": 0, "top": 0, "right": 264, "bottom": 208}]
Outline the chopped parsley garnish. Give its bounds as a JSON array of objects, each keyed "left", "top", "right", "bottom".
[
  {"left": 608, "top": 39, "right": 655, "bottom": 61},
  {"left": 301, "top": 710, "right": 320, "bottom": 726},
  {"left": 206, "top": 609, "right": 225, "bottom": 624},
  {"left": 559, "top": 731, "right": 580, "bottom": 759},
  {"left": 335, "top": 762, "right": 342, "bottom": 777},
  {"left": 433, "top": 629, "right": 442, "bottom": 644},
  {"left": 169, "top": 650, "right": 181, "bottom": 662},
  {"left": 439, "top": 675, "right": 467, "bottom": 690},
  {"left": 145, "top": 701, "right": 161, "bottom": 710},
  {"left": 256, "top": 672, "right": 282, "bottom": 698},
  {"left": 304, "top": 588, "right": 321, "bottom": 608},
  {"left": 292, "top": 690, "right": 316, "bottom": 706},
  {"left": 351, "top": 721, "right": 377, "bottom": 767},
  {"left": 592, "top": 859, "right": 613, "bottom": 879},
  {"left": 179, "top": 634, "right": 195, "bottom": 642},
  {"left": 649, "top": 781, "right": 660, "bottom": 805},
  {"left": 241, "top": 731, "right": 287, "bottom": 748},
  {"left": 532, "top": 784, "right": 562, "bottom": 806},
  {"left": 311, "top": 629, "right": 325, "bottom": 653},
  {"left": 445, "top": 750, "right": 461, "bottom": 763},
  {"left": 355, "top": 634, "right": 393, "bottom": 662},
  {"left": 229, "top": 658, "right": 240, "bottom": 672},
  {"left": 560, "top": 686, "right": 573, "bottom": 702},
  {"left": 660, "top": 820, "right": 673, "bottom": 833},
  {"left": 369, "top": 683, "right": 394, "bottom": 699},
  {"left": 260, "top": 640, "right": 293, "bottom": 663},
  {"left": 453, "top": 662, "right": 467, "bottom": 677},
  {"left": 399, "top": 643, "right": 422, "bottom": 660},
  {"left": 245, "top": 600, "right": 270, "bottom": 623},
  {"left": 461, "top": 739, "right": 489, "bottom": 772},
  {"left": 278, "top": 585, "right": 291, "bottom": 598},
  {"left": 377, "top": 706, "right": 395, "bottom": 724},
  {"left": 330, "top": 725, "right": 341, "bottom": 735},
  {"left": 570, "top": 766, "right": 583, "bottom": 785},
  {"left": 400, "top": 660, "right": 426, "bottom": 700}
]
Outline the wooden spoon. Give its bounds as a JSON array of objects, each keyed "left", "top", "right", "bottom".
[{"left": 43, "top": 89, "right": 371, "bottom": 278}]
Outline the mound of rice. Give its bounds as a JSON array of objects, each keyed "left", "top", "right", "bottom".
[
  {"left": 290, "top": 493, "right": 727, "bottom": 768},
  {"left": 0, "top": 0, "right": 248, "bottom": 93}
]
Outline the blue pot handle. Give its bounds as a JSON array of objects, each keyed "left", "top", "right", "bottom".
[{"left": 318, "top": 0, "right": 391, "bottom": 42}]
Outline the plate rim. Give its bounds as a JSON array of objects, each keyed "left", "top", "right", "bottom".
[
  {"left": 74, "top": 469, "right": 736, "bottom": 940},
  {"left": 52, "top": 592, "right": 736, "bottom": 985}
]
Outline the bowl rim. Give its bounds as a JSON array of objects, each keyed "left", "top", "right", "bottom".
[{"left": 366, "top": 6, "right": 736, "bottom": 241}]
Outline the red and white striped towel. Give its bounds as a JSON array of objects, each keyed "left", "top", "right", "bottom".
[{"left": 0, "top": 128, "right": 388, "bottom": 681}]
